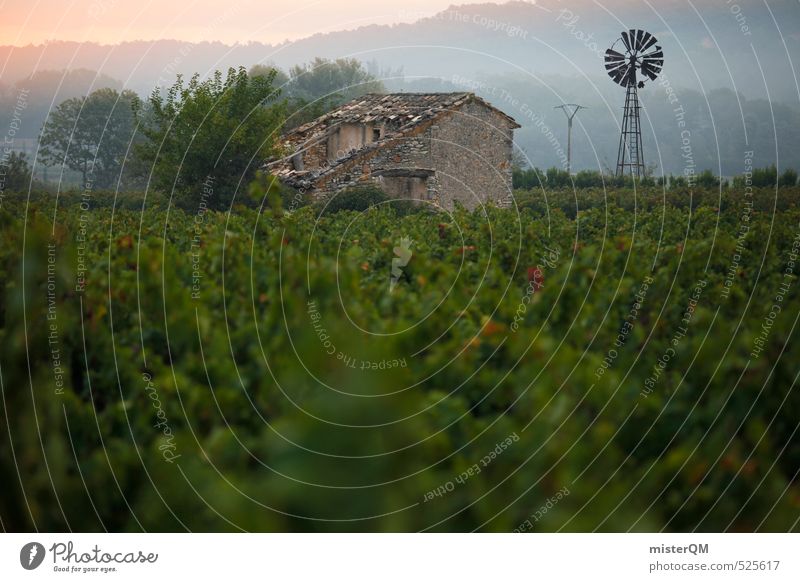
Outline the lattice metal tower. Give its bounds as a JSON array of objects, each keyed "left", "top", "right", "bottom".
[{"left": 604, "top": 30, "right": 663, "bottom": 178}]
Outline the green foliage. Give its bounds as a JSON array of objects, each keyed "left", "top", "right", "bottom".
[
  {"left": 511, "top": 165, "right": 543, "bottom": 190},
  {"left": 136, "top": 67, "right": 284, "bottom": 210},
  {"left": 0, "top": 151, "right": 32, "bottom": 193},
  {"left": 282, "top": 58, "right": 385, "bottom": 128},
  {"left": 779, "top": 168, "right": 798, "bottom": 187},
  {"left": 695, "top": 169, "right": 721, "bottom": 188},
  {"left": 248, "top": 64, "right": 290, "bottom": 89},
  {"left": 513, "top": 166, "right": 651, "bottom": 190},
  {"left": 315, "top": 184, "right": 423, "bottom": 217},
  {"left": 752, "top": 165, "right": 779, "bottom": 187},
  {"left": 730, "top": 165, "right": 800, "bottom": 189},
  {"left": 249, "top": 58, "right": 386, "bottom": 130},
  {"left": 512, "top": 185, "right": 800, "bottom": 219},
  {"left": 39, "top": 88, "right": 139, "bottom": 189},
  {"left": 2, "top": 186, "right": 800, "bottom": 531},
  {"left": 515, "top": 166, "right": 798, "bottom": 192},
  {"left": 287, "top": 57, "right": 384, "bottom": 104},
  {"left": 0, "top": 69, "right": 123, "bottom": 141},
  {"left": 318, "top": 184, "right": 389, "bottom": 213}
]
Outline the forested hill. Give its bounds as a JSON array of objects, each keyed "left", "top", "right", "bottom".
[{"left": 1, "top": 0, "right": 798, "bottom": 100}]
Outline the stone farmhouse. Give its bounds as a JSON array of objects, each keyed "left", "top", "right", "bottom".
[{"left": 268, "top": 93, "right": 520, "bottom": 210}]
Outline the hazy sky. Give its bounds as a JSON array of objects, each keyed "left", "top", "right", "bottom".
[{"left": 0, "top": 0, "right": 485, "bottom": 45}]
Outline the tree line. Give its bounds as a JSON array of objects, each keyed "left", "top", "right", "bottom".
[
  {"left": 4, "top": 58, "right": 385, "bottom": 209},
  {"left": 512, "top": 165, "right": 799, "bottom": 191}
]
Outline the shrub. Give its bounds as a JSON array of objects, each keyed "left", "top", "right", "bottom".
[
  {"left": 317, "top": 184, "right": 388, "bottom": 214},
  {"left": 779, "top": 168, "right": 798, "bottom": 187}
]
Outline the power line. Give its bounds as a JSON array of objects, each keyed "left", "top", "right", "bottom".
[{"left": 554, "top": 104, "right": 587, "bottom": 175}]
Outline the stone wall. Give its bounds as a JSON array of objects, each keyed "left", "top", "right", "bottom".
[
  {"left": 314, "top": 130, "right": 436, "bottom": 200},
  {"left": 309, "top": 98, "right": 516, "bottom": 210},
  {"left": 284, "top": 132, "right": 327, "bottom": 171},
  {"left": 430, "top": 100, "right": 515, "bottom": 209}
]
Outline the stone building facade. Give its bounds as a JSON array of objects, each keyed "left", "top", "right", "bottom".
[{"left": 268, "top": 93, "right": 520, "bottom": 210}]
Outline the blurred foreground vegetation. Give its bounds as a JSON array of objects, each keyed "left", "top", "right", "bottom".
[{"left": 1, "top": 185, "right": 800, "bottom": 531}]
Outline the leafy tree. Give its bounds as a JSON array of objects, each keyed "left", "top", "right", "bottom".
[
  {"left": 545, "top": 166, "right": 571, "bottom": 187},
  {"left": 573, "top": 170, "right": 605, "bottom": 188},
  {"left": 136, "top": 67, "right": 284, "bottom": 210},
  {"left": 281, "top": 58, "right": 385, "bottom": 128},
  {"left": 670, "top": 175, "right": 689, "bottom": 188},
  {"left": 249, "top": 64, "right": 290, "bottom": 89},
  {"left": 250, "top": 58, "right": 387, "bottom": 129},
  {"left": 779, "top": 168, "right": 798, "bottom": 187},
  {"left": 0, "top": 151, "right": 32, "bottom": 193},
  {"left": 0, "top": 69, "right": 123, "bottom": 140},
  {"left": 512, "top": 166, "right": 542, "bottom": 190},
  {"left": 39, "top": 88, "right": 139, "bottom": 188},
  {"left": 695, "top": 169, "right": 720, "bottom": 188},
  {"left": 752, "top": 165, "right": 778, "bottom": 187},
  {"left": 287, "top": 57, "right": 384, "bottom": 103}
]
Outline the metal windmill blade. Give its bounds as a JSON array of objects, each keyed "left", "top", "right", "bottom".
[
  {"left": 606, "top": 29, "right": 664, "bottom": 178},
  {"left": 605, "top": 48, "right": 631, "bottom": 87},
  {"left": 604, "top": 48, "right": 626, "bottom": 67},
  {"left": 640, "top": 33, "right": 658, "bottom": 53},
  {"left": 616, "top": 67, "right": 633, "bottom": 86},
  {"left": 634, "top": 29, "right": 645, "bottom": 51},
  {"left": 621, "top": 30, "right": 633, "bottom": 52},
  {"left": 604, "top": 53, "right": 626, "bottom": 75},
  {"left": 640, "top": 45, "right": 663, "bottom": 80},
  {"left": 641, "top": 48, "right": 663, "bottom": 66},
  {"left": 639, "top": 60, "right": 660, "bottom": 81}
]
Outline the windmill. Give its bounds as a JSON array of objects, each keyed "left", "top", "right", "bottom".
[{"left": 605, "top": 30, "right": 663, "bottom": 178}]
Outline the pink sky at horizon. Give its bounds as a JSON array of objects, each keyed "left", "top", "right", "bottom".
[{"left": 0, "top": 0, "right": 522, "bottom": 46}]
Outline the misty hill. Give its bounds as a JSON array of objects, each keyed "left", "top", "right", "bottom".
[{"left": 1, "top": 0, "right": 798, "bottom": 100}]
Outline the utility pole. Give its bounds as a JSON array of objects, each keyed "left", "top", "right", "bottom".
[{"left": 554, "top": 104, "right": 587, "bottom": 175}]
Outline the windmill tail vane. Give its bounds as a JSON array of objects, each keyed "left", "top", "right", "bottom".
[{"left": 605, "top": 29, "right": 664, "bottom": 178}]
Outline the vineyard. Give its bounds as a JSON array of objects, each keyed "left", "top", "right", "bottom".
[{"left": 1, "top": 186, "right": 800, "bottom": 532}]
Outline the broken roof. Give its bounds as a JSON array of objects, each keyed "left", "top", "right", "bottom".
[
  {"left": 269, "top": 92, "right": 520, "bottom": 190},
  {"left": 286, "top": 92, "right": 520, "bottom": 138}
]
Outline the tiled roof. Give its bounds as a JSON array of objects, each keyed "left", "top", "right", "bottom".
[
  {"left": 268, "top": 92, "right": 519, "bottom": 188},
  {"left": 288, "top": 92, "right": 478, "bottom": 135}
]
